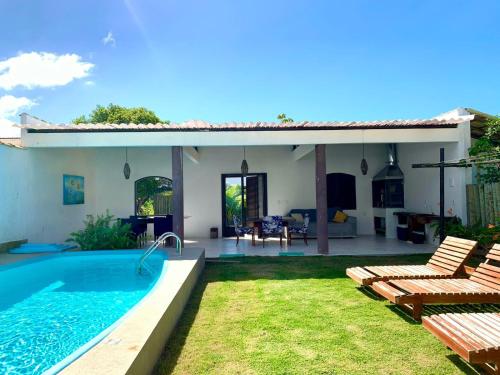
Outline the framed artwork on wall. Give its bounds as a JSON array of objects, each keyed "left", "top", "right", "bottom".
[{"left": 63, "top": 174, "right": 84, "bottom": 205}]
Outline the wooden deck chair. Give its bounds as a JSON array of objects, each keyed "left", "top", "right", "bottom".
[
  {"left": 346, "top": 236, "right": 477, "bottom": 286},
  {"left": 371, "top": 244, "right": 500, "bottom": 321},
  {"left": 423, "top": 312, "right": 500, "bottom": 375}
]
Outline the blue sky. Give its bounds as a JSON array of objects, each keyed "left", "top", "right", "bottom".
[{"left": 0, "top": 0, "right": 499, "bottom": 132}]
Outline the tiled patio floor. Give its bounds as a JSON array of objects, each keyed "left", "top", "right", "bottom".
[
  {"left": 184, "top": 234, "right": 436, "bottom": 258},
  {"left": 0, "top": 235, "right": 437, "bottom": 265}
]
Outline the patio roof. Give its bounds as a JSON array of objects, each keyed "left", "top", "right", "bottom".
[
  {"left": 0, "top": 138, "right": 23, "bottom": 148},
  {"left": 16, "top": 117, "right": 469, "bottom": 133},
  {"left": 466, "top": 108, "right": 499, "bottom": 139}
]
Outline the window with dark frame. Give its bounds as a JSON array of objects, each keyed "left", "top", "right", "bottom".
[{"left": 326, "top": 173, "right": 356, "bottom": 210}]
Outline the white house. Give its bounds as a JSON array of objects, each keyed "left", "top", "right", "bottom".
[{"left": 0, "top": 108, "right": 479, "bottom": 254}]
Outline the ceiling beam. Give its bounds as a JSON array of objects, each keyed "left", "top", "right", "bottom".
[
  {"left": 183, "top": 146, "right": 200, "bottom": 164},
  {"left": 292, "top": 144, "right": 315, "bottom": 161}
]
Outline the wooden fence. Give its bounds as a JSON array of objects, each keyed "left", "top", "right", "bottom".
[
  {"left": 466, "top": 182, "right": 500, "bottom": 226},
  {"left": 153, "top": 192, "right": 173, "bottom": 215}
]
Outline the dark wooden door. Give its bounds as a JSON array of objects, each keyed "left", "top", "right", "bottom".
[
  {"left": 246, "top": 175, "right": 259, "bottom": 221},
  {"left": 221, "top": 173, "right": 268, "bottom": 237}
]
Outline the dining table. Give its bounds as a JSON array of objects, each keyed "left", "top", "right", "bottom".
[{"left": 247, "top": 216, "right": 297, "bottom": 246}]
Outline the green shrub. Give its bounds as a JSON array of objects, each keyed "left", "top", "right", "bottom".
[
  {"left": 433, "top": 216, "right": 499, "bottom": 251},
  {"left": 67, "top": 212, "right": 136, "bottom": 250}
]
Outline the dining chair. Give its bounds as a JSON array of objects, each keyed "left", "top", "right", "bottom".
[
  {"left": 233, "top": 215, "right": 255, "bottom": 245},
  {"left": 154, "top": 216, "right": 173, "bottom": 246},
  {"left": 288, "top": 214, "right": 310, "bottom": 246},
  {"left": 120, "top": 217, "right": 147, "bottom": 247},
  {"left": 262, "top": 215, "right": 284, "bottom": 247}
]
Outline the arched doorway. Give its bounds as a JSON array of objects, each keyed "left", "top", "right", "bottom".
[{"left": 134, "top": 176, "right": 173, "bottom": 216}]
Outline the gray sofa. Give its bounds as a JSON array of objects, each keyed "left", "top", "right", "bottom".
[{"left": 288, "top": 208, "right": 357, "bottom": 238}]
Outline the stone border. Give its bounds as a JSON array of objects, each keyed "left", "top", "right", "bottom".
[{"left": 0, "top": 239, "right": 27, "bottom": 253}]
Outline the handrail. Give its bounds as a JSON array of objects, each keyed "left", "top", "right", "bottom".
[{"left": 137, "top": 232, "right": 182, "bottom": 273}]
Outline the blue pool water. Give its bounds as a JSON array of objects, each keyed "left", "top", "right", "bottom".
[{"left": 0, "top": 251, "right": 166, "bottom": 374}]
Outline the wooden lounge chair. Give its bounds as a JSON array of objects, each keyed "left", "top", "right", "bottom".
[
  {"left": 423, "top": 312, "right": 500, "bottom": 375},
  {"left": 371, "top": 244, "right": 500, "bottom": 321},
  {"left": 346, "top": 236, "right": 477, "bottom": 286}
]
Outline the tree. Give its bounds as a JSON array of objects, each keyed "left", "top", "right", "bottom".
[
  {"left": 225, "top": 183, "right": 242, "bottom": 225},
  {"left": 135, "top": 177, "right": 172, "bottom": 215},
  {"left": 469, "top": 115, "right": 500, "bottom": 183},
  {"left": 277, "top": 113, "right": 294, "bottom": 123},
  {"left": 73, "top": 103, "right": 168, "bottom": 124}
]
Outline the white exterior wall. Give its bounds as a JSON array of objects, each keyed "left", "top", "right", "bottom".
[
  {"left": 325, "top": 144, "right": 387, "bottom": 235},
  {"left": 1, "top": 136, "right": 471, "bottom": 243},
  {"left": 0, "top": 145, "right": 95, "bottom": 243},
  {"left": 399, "top": 120, "right": 471, "bottom": 225},
  {"left": 0, "top": 146, "right": 30, "bottom": 242},
  {"left": 88, "top": 144, "right": 387, "bottom": 238},
  {"left": 399, "top": 142, "right": 468, "bottom": 223}
]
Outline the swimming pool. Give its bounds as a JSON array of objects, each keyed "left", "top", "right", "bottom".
[{"left": 0, "top": 250, "right": 166, "bottom": 374}]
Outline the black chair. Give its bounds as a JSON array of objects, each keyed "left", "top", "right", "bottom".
[
  {"left": 154, "top": 215, "right": 173, "bottom": 246},
  {"left": 121, "top": 217, "right": 147, "bottom": 247}
]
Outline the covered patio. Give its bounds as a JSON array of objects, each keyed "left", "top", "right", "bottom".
[{"left": 1, "top": 111, "right": 473, "bottom": 255}]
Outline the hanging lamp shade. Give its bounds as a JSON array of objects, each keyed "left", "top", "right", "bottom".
[
  {"left": 241, "top": 159, "right": 248, "bottom": 176},
  {"left": 123, "top": 162, "right": 131, "bottom": 179},
  {"left": 123, "top": 148, "right": 131, "bottom": 179},
  {"left": 360, "top": 142, "right": 368, "bottom": 175},
  {"left": 241, "top": 147, "right": 249, "bottom": 176},
  {"left": 360, "top": 158, "right": 368, "bottom": 175}
]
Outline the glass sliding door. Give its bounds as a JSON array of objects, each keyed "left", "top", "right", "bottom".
[{"left": 221, "top": 173, "right": 267, "bottom": 237}]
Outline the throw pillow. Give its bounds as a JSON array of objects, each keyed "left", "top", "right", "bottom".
[
  {"left": 291, "top": 213, "right": 304, "bottom": 223},
  {"left": 333, "top": 211, "right": 348, "bottom": 223}
]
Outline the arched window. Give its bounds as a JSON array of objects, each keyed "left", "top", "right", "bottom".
[
  {"left": 327, "top": 173, "right": 356, "bottom": 210},
  {"left": 135, "top": 176, "right": 173, "bottom": 216}
]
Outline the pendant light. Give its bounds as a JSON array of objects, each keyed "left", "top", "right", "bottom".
[
  {"left": 360, "top": 133, "right": 368, "bottom": 175},
  {"left": 123, "top": 147, "right": 131, "bottom": 179},
  {"left": 240, "top": 147, "right": 249, "bottom": 176}
]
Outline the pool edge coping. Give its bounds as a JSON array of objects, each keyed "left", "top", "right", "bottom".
[{"left": 59, "top": 248, "right": 205, "bottom": 375}]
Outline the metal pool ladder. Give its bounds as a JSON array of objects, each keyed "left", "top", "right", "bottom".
[{"left": 138, "top": 232, "right": 182, "bottom": 274}]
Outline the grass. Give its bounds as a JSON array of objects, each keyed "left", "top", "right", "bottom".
[{"left": 154, "top": 255, "right": 498, "bottom": 375}]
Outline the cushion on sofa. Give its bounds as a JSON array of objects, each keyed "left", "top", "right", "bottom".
[
  {"left": 289, "top": 208, "right": 343, "bottom": 223},
  {"left": 289, "top": 209, "right": 316, "bottom": 222},
  {"left": 333, "top": 211, "right": 348, "bottom": 223}
]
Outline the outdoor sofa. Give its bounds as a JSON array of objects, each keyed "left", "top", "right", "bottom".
[{"left": 288, "top": 208, "right": 357, "bottom": 238}]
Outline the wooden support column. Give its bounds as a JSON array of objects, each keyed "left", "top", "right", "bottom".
[
  {"left": 172, "top": 146, "right": 184, "bottom": 246},
  {"left": 315, "top": 144, "right": 329, "bottom": 254}
]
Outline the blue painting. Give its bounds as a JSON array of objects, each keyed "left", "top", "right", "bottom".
[{"left": 63, "top": 175, "right": 84, "bottom": 205}]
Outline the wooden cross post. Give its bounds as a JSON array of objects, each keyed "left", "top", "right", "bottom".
[{"left": 412, "top": 148, "right": 471, "bottom": 243}]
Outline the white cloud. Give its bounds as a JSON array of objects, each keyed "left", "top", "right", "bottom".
[
  {"left": 0, "top": 95, "right": 35, "bottom": 118},
  {"left": 0, "top": 52, "right": 94, "bottom": 90},
  {"left": 102, "top": 31, "right": 116, "bottom": 47},
  {"left": 0, "top": 118, "right": 20, "bottom": 137},
  {"left": 84, "top": 80, "right": 95, "bottom": 86},
  {"left": 0, "top": 95, "right": 36, "bottom": 137}
]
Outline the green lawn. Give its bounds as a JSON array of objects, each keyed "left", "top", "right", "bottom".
[{"left": 154, "top": 255, "right": 498, "bottom": 375}]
